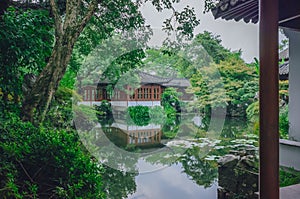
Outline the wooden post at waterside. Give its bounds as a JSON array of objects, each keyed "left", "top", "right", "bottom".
[{"left": 259, "top": 0, "right": 279, "bottom": 198}]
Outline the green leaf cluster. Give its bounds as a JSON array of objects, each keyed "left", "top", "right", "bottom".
[
  {"left": 280, "top": 167, "right": 300, "bottom": 187},
  {"left": 0, "top": 7, "right": 53, "bottom": 103},
  {"left": 0, "top": 114, "right": 105, "bottom": 198},
  {"left": 126, "top": 106, "right": 150, "bottom": 126},
  {"left": 189, "top": 32, "right": 258, "bottom": 117}
]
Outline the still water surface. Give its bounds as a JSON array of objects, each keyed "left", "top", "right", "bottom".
[{"left": 95, "top": 116, "right": 256, "bottom": 199}]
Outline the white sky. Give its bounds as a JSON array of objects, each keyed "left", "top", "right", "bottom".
[{"left": 140, "top": 0, "right": 259, "bottom": 63}]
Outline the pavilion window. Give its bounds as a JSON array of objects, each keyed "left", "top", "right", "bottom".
[
  {"left": 103, "top": 89, "right": 106, "bottom": 100},
  {"left": 138, "top": 88, "right": 142, "bottom": 99},
  {"left": 131, "top": 88, "right": 135, "bottom": 100},
  {"left": 97, "top": 88, "right": 103, "bottom": 100},
  {"left": 158, "top": 87, "right": 161, "bottom": 100},
  {"left": 129, "top": 88, "right": 132, "bottom": 99},
  {"left": 85, "top": 90, "right": 89, "bottom": 101},
  {"left": 144, "top": 88, "right": 148, "bottom": 99},
  {"left": 147, "top": 88, "right": 151, "bottom": 99},
  {"left": 91, "top": 90, "right": 95, "bottom": 100},
  {"left": 114, "top": 91, "right": 120, "bottom": 100}
]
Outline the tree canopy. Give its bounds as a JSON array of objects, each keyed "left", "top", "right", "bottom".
[{"left": 0, "top": 0, "right": 200, "bottom": 124}]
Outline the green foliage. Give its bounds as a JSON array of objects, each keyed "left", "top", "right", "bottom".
[
  {"left": 101, "top": 166, "right": 136, "bottom": 199},
  {"left": 189, "top": 65, "right": 228, "bottom": 114},
  {"left": 59, "top": 69, "right": 77, "bottom": 90},
  {"left": 187, "top": 32, "right": 258, "bottom": 117},
  {"left": 280, "top": 167, "right": 300, "bottom": 187},
  {"left": 125, "top": 106, "right": 167, "bottom": 126},
  {"left": 236, "top": 80, "right": 258, "bottom": 110},
  {"left": 44, "top": 87, "right": 79, "bottom": 129},
  {"left": 0, "top": 7, "right": 53, "bottom": 103},
  {"left": 279, "top": 80, "right": 289, "bottom": 105},
  {"left": 181, "top": 147, "right": 218, "bottom": 188},
  {"left": 149, "top": 106, "right": 166, "bottom": 124},
  {"left": 78, "top": 33, "right": 149, "bottom": 88},
  {"left": 95, "top": 100, "right": 113, "bottom": 119},
  {"left": 143, "top": 48, "right": 182, "bottom": 77},
  {"left": 74, "top": 104, "right": 99, "bottom": 123},
  {"left": 126, "top": 106, "right": 150, "bottom": 126},
  {"left": 143, "top": 38, "right": 212, "bottom": 79},
  {"left": 0, "top": 114, "right": 105, "bottom": 198},
  {"left": 195, "top": 31, "right": 231, "bottom": 64},
  {"left": 247, "top": 101, "right": 289, "bottom": 139},
  {"left": 279, "top": 105, "right": 289, "bottom": 139},
  {"left": 94, "top": 101, "right": 114, "bottom": 127},
  {"left": 246, "top": 101, "right": 259, "bottom": 123},
  {"left": 190, "top": 54, "right": 257, "bottom": 116},
  {"left": 204, "top": 0, "right": 218, "bottom": 13},
  {"left": 161, "top": 87, "right": 182, "bottom": 116},
  {"left": 162, "top": 116, "right": 180, "bottom": 139},
  {"left": 218, "top": 57, "right": 257, "bottom": 116}
]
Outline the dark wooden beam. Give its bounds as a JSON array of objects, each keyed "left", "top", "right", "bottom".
[
  {"left": 279, "top": 17, "right": 300, "bottom": 31},
  {"left": 279, "top": 0, "right": 300, "bottom": 23},
  {"left": 259, "top": 0, "right": 279, "bottom": 198}
]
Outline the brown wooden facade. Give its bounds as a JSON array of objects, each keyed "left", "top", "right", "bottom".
[
  {"left": 82, "top": 84, "right": 193, "bottom": 102},
  {"left": 127, "top": 129, "right": 162, "bottom": 146},
  {"left": 81, "top": 72, "right": 193, "bottom": 103},
  {"left": 82, "top": 84, "right": 163, "bottom": 102},
  {"left": 82, "top": 85, "right": 111, "bottom": 101},
  {"left": 103, "top": 126, "right": 162, "bottom": 147}
]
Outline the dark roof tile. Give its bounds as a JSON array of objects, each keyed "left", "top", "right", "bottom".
[
  {"left": 212, "top": 0, "right": 258, "bottom": 24},
  {"left": 279, "top": 61, "right": 289, "bottom": 76}
]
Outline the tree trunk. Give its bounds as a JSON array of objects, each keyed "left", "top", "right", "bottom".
[
  {"left": 21, "top": 34, "right": 77, "bottom": 123},
  {"left": 21, "top": 0, "right": 97, "bottom": 124}
]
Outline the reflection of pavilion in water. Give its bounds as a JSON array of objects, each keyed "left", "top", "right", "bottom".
[{"left": 103, "top": 120, "right": 162, "bottom": 148}]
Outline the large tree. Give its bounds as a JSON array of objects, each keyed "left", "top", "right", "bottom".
[{"left": 1, "top": 0, "right": 200, "bottom": 123}]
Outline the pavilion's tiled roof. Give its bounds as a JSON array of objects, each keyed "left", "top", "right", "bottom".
[
  {"left": 211, "top": 0, "right": 259, "bottom": 23},
  {"left": 279, "top": 61, "right": 289, "bottom": 80},
  {"left": 138, "top": 71, "right": 172, "bottom": 84},
  {"left": 139, "top": 71, "right": 190, "bottom": 88},
  {"left": 279, "top": 49, "right": 289, "bottom": 80},
  {"left": 162, "top": 78, "right": 191, "bottom": 88},
  {"left": 211, "top": 0, "right": 300, "bottom": 30},
  {"left": 279, "top": 48, "right": 289, "bottom": 61},
  {"left": 97, "top": 71, "right": 191, "bottom": 88}
]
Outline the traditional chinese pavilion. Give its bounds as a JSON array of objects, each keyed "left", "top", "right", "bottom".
[{"left": 79, "top": 71, "right": 193, "bottom": 107}]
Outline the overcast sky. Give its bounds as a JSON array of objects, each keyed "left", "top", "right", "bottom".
[{"left": 140, "top": 0, "right": 259, "bottom": 63}]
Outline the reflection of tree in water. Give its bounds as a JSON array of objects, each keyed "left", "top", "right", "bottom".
[
  {"left": 101, "top": 165, "right": 137, "bottom": 199},
  {"left": 144, "top": 145, "right": 218, "bottom": 188},
  {"left": 200, "top": 115, "right": 248, "bottom": 138},
  {"left": 95, "top": 101, "right": 115, "bottom": 127},
  {"left": 220, "top": 117, "right": 247, "bottom": 138},
  {"left": 98, "top": 117, "right": 114, "bottom": 127},
  {"left": 180, "top": 147, "right": 218, "bottom": 188},
  {"left": 162, "top": 115, "right": 181, "bottom": 139}
]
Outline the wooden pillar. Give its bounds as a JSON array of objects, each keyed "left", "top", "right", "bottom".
[{"left": 259, "top": 0, "right": 279, "bottom": 198}]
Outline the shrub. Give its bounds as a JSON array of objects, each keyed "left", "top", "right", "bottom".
[
  {"left": 246, "top": 101, "right": 289, "bottom": 139},
  {"left": 246, "top": 101, "right": 259, "bottom": 123},
  {"left": 126, "top": 106, "right": 150, "bottom": 126},
  {"left": 0, "top": 114, "right": 105, "bottom": 198},
  {"left": 94, "top": 100, "right": 113, "bottom": 119},
  {"left": 44, "top": 87, "right": 74, "bottom": 129},
  {"left": 161, "top": 88, "right": 181, "bottom": 116},
  {"left": 280, "top": 167, "right": 300, "bottom": 187},
  {"left": 279, "top": 105, "right": 289, "bottom": 139},
  {"left": 149, "top": 106, "right": 166, "bottom": 124}
]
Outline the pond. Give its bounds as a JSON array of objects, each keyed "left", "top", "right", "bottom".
[{"left": 78, "top": 114, "right": 258, "bottom": 199}]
